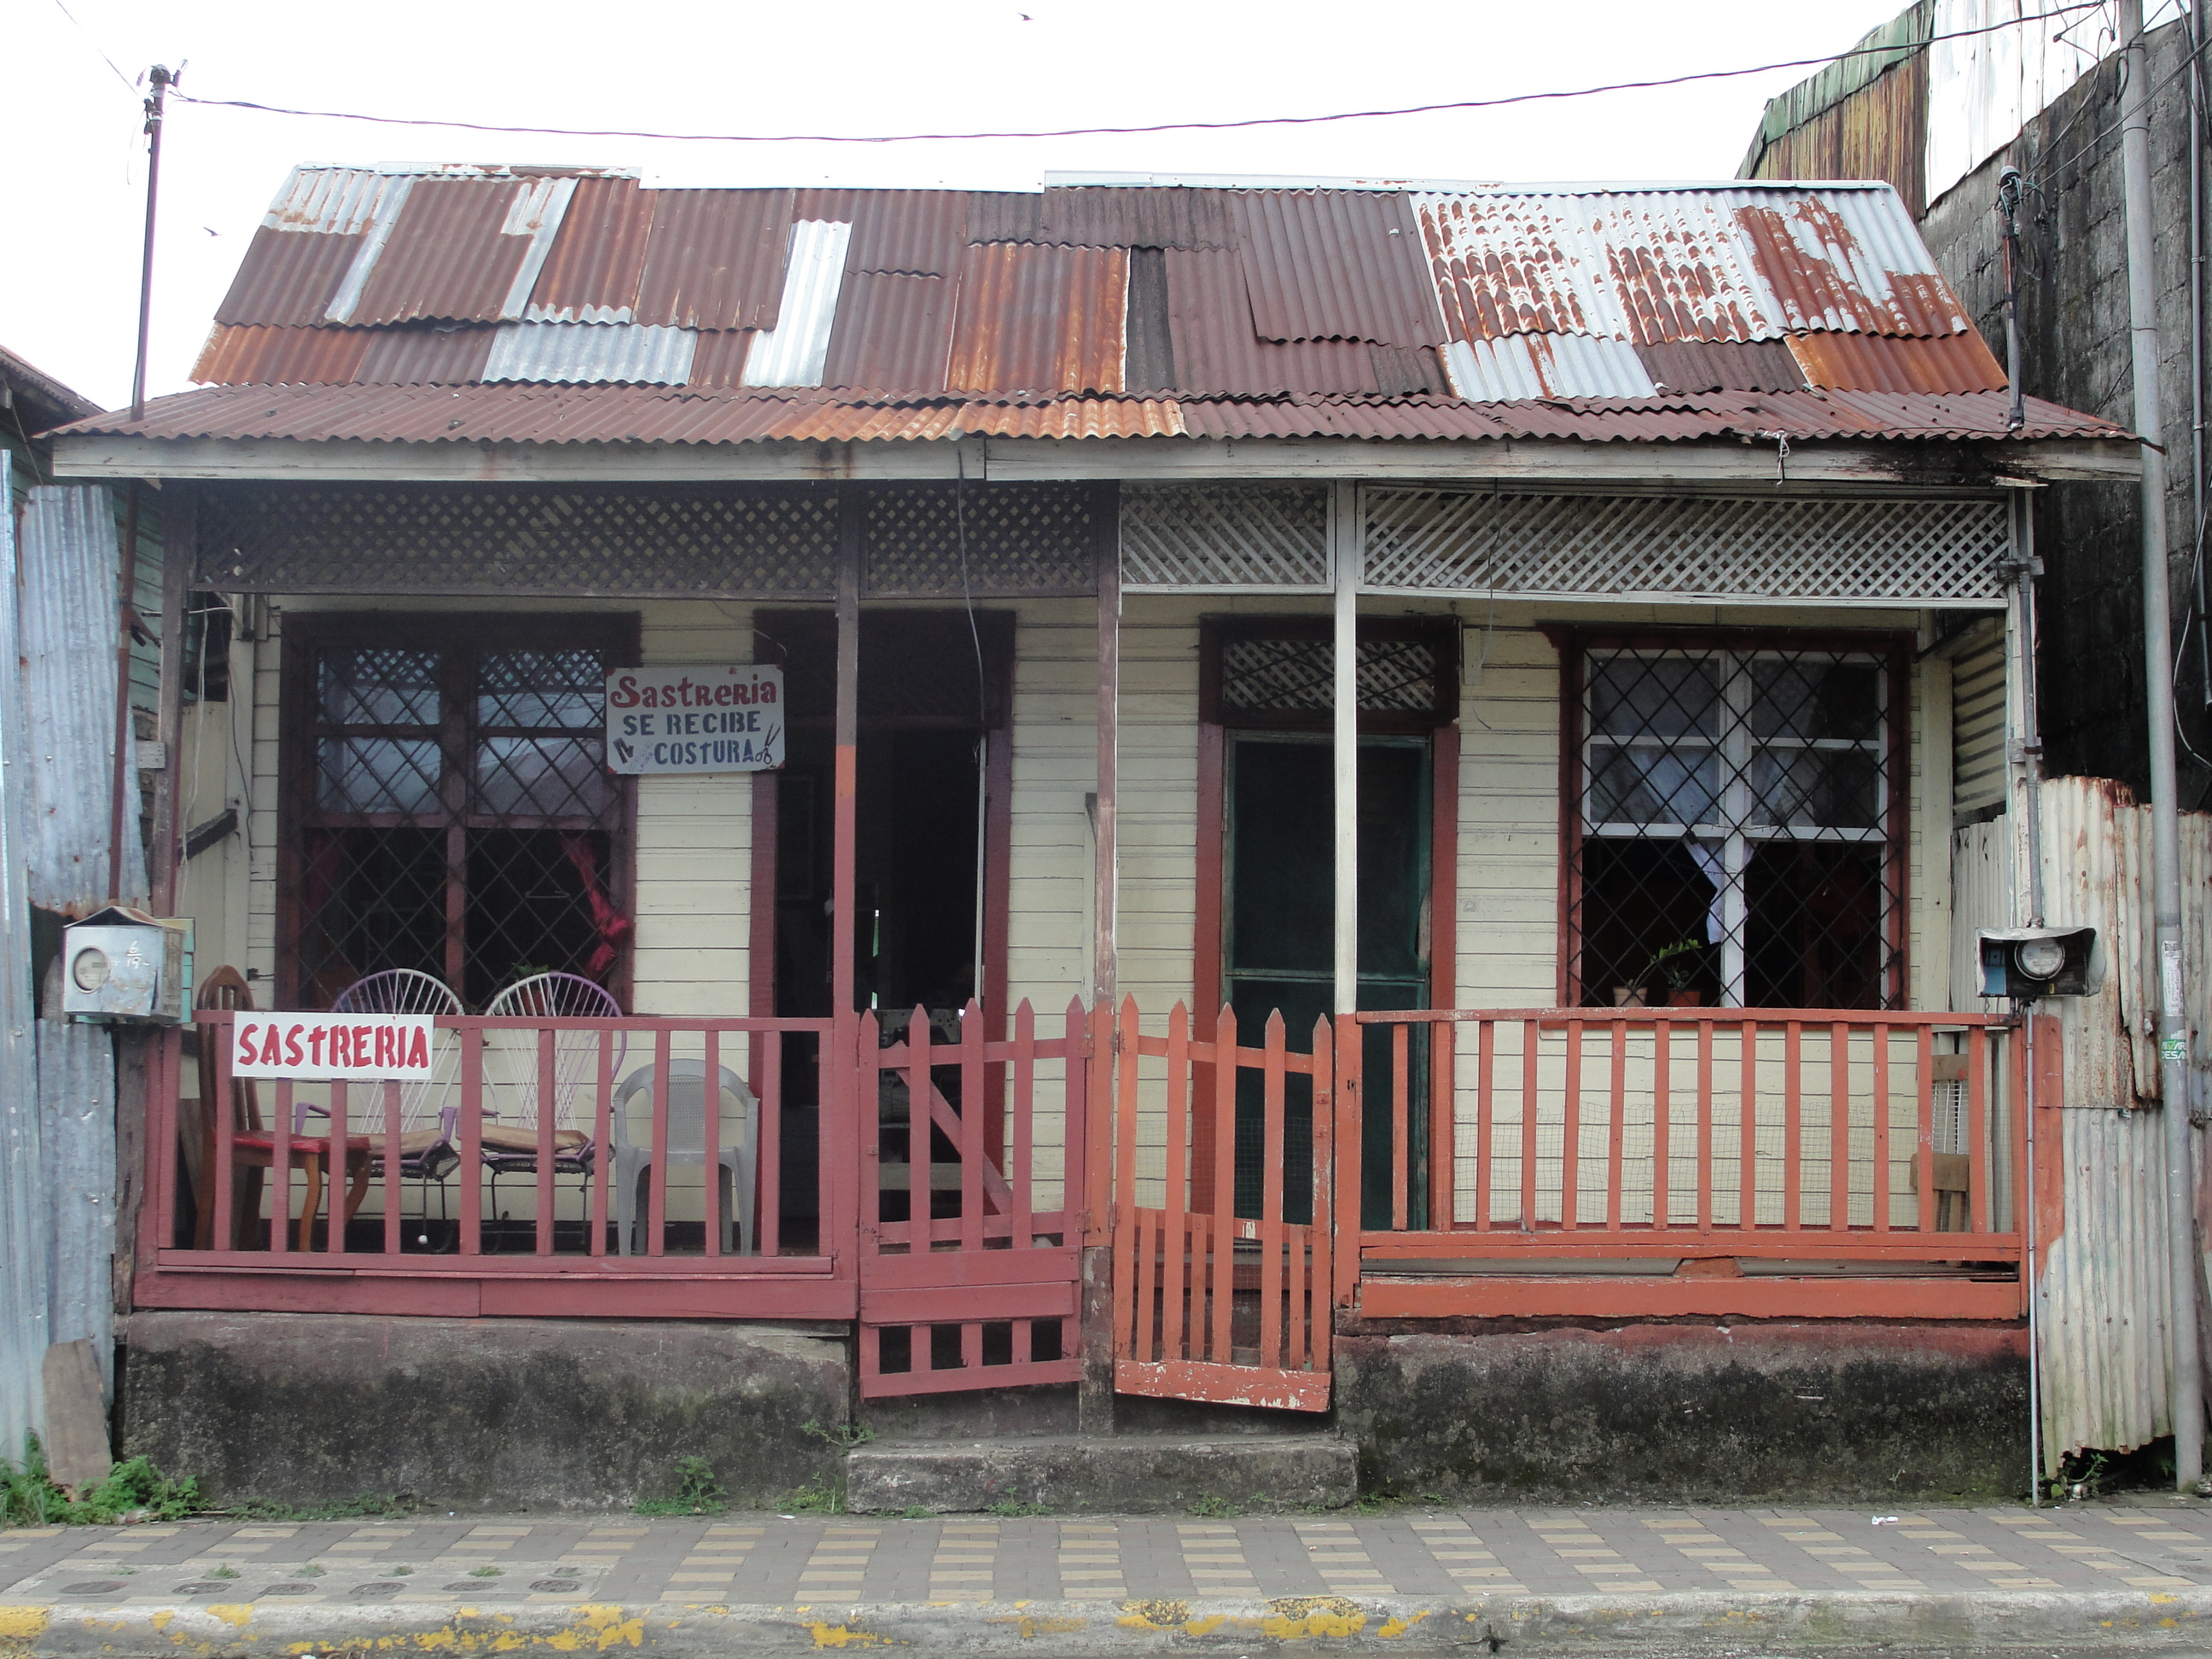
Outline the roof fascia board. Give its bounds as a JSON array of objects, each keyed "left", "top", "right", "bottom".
[{"left": 48, "top": 434, "right": 2139, "bottom": 488}]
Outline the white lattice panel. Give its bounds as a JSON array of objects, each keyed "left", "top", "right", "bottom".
[
  {"left": 1120, "top": 482, "right": 1330, "bottom": 591},
  {"left": 1362, "top": 490, "right": 2010, "bottom": 604}
]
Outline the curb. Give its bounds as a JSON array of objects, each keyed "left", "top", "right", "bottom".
[{"left": 7, "top": 1589, "right": 2212, "bottom": 1656}]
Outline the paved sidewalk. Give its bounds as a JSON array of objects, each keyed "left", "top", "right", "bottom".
[{"left": 8, "top": 1496, "right": 2212, "bottom": 1653}]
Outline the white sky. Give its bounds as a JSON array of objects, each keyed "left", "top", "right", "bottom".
[{"left": 6, "top": 0, "right": 1932, "bottom": 411}]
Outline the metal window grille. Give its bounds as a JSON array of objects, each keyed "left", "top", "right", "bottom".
[
  {"left": 1121, "top": 482, "right": 1331, "bottom": 591},
  {"left": 1365, "top": 490, "right": 2009, "bottom": 605},
  {"left": 1569, "top": 639, "right": 1908, "bottom": 1010},
  {"left": 282, "top": 614, "right": 635, "bottom": 1012},
  {"left": 1219, "top": 636, "right": 1438, "bottom": 720}
]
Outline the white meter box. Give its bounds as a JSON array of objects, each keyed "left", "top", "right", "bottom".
[
  {"left": 605, "top": 665, "right": 783, "bottom": 774},
  {"left": 61, "top": 906, "right": 194, "bottom": 1024}
]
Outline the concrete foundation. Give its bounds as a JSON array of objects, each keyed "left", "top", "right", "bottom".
[
  {"left": 120, "top": 1311, "right": 850, "bottom": 1511},
  {"left": 1335, "top": 1322, "right": 2029, "bottom": 1503},
  {"left": 846, "top": 1430, "right": 1358, "bottom": 1514}
]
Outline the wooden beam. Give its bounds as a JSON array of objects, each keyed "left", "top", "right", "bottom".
[
  {"left": 1332, "top": 482, "right": 1359, "bottom": 1016},
  {"left": 1094, "top": 512, "right": 1120, "bottom": 1008},
  {"left": 148, "top": 486, "right": 193, "bottom": 916},
  {"left": 49, "top": 434, "right": 2145, "bottom": 487}
]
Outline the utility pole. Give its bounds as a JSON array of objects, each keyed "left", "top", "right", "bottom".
[
  {"left": 2117, "top": 0, "right": 2204, "bottom": 1493},
  {"left": 131, "top": 65, "right": 173, "bottom": 425}
]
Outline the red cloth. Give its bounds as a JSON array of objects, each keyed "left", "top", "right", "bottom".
[{"left": 561, "top": 832, "right": 632, "bottom": 979}]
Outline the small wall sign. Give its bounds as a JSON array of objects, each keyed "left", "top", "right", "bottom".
[
  {"left": 605, "top": 665, "right": 784, "bottom": 774},
  {"left": 231, "top": 1014, "right": 436, "bottom": 1081}
]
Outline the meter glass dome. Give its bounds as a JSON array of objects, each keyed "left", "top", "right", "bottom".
[
  {"left": 2015, "top": 937, "right": 2068, "bottom": 981},
  {"left": 70, "top": 948, "right": 110, "bottom": 992}
]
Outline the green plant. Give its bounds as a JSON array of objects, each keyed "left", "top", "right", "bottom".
[
  {"left": 635, "top": 1455, "right": 727, "bottom": 1517},
  {"left": 469, "top": 1566, "right": 503, "bottom": 1579},
  {"left": 899, "top": 1505, "right": 933, "bottom": 1519},
  {"left": 1642, "top": 938, "right": 1706, "bottom": 992},
  {"left": 802, "top": 1421, "right": 876, "bottom": 1451},
  {"left": 209, "top": 1566, "right": 241, "bottom": 1580},
  {"left": 294, "top": 1565, "right": 324, "bottom": 1578},
  {"left": 984, "top": 1500, "right": 1050, "bottom": 1517},
  {"left": 219, "top": 1493, "right": 415, "bottom": 1522},
  {"left": 389, "top": 1567, "right": 410, "bottom": 1577},
  {"left": 1185, "top": 1494, "right": 1241, "bottom": 1518},
  {"left": 3, "top": 1439, "right": 202, "bottom": 1528},
  {"left": 783, "top": 1481, "right": 841, "bottom": 1515}
]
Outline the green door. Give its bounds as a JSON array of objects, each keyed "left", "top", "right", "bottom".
[{"left": 1225, "top": 734, "right": 1430, "bottom": 1227}]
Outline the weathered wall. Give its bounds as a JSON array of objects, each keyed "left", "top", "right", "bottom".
[
  {"left": 1918, "top": 15, "right": 2212, "bottom": 800},
  {"left": 121, "top": 1311, "right": 849, "bottom": 1511},
  {"left": 1336, "top": 1323, "right": 2028, "bottom": 1502}
]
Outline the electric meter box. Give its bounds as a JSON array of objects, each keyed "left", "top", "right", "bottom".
[
  {"left": 1976, "top": 925, "right": 2100, "bottom": 1000},
  {"left": 60, "top": 906, "right": 194, "bottom": 1024}
]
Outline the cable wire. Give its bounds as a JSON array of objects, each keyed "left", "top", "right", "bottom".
[{"left": 167, "top": 1, "right": 2109, "bottom": 148}]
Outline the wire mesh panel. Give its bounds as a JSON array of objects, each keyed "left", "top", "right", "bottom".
[
  {"left": 1565, "top": 634, "right": 1909, "bottom": 1010},
  {"left": 1121, "top": 482, "right": 1331, "bottom": 591},
  {"left": 281, "top": 613, "right": 636, "bottom": 1012},
  {"left": 199, "top": 482, "right": 841, "bottom": 597},
  {"left": 1363, "top": 490, "right": 2009, "bottom": 604}
]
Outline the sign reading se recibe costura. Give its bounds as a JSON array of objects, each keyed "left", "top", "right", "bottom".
[{"left": 606, "top": 666, "right": 783, "bottom": 774}]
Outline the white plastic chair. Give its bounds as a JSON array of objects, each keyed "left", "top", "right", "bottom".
[{"left": 612, "top": 1060, "right": 759, "bottom": 1256}]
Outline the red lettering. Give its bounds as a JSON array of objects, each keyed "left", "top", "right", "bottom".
[
  {"left": 715, "top": 684, "right": 731, "bottom": 705},
  {"left": 354, "top": 1025, "right": 374, "bottom": 1066},
  {"left": 285, "top": 1024, "right": 305, "bottom": 1067},
  {"left": 609, "top": 673, "right": 640, "bottom": 709},
  {"left": 377, "top": 1027, "right": 395, "bottom": 1068},
  {"left": 308, "top": 1027, "right": 327, "bottom": 1065},
  {"left": 760, "top": 680, "right": 777, "bottom": 704},
  {"left": 259, "top": 1023, "right": 282, "bottom": 1066},
  {"left": 407, "top": 1027, "right": 429, "bottom": 1070},
  {"left": 329, "top": 1027, "right": 349, "bottom": 1067},
  {"left": 677, "top": 676, "right": 695, "bottom": 707}
]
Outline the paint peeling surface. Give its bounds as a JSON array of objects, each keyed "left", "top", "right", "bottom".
[{"left": 63, "top": 171, "right": 2126, "bottom": 450}]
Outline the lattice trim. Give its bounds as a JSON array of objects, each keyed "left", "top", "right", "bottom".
[
  {"left": 1121, "top": 482, "right": 1330, "bottom": 591},
  {"left": 1362, "top": 491, "right": 2009, "bottom": 603},
  {"left": 862, "top": 483, "right": 1097, "bottom": 597}
]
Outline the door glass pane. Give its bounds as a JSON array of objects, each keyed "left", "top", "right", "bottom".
[
  {"left": 475, "top": 736, "right": 613, "bottom": 818},
  {"left": 319, "top": 648, "right": 440, "bottom": 726},
  {"left": 318, "top": 737, "right": 440, "bottom": 814},
  {"left": 478, "top": 649, "right": 605, "bottom": 730}
]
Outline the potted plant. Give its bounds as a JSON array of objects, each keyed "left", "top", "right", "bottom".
[{"left": 1643, "top": 939, "right": 1707, "bottom": 1006}]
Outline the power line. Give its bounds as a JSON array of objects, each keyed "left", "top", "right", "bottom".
[
  {"left": 47, "top": 0, "right": 137, "bottom": 94},
  {"left": 169, "top": 1, "right": 2110, "bottom": 148}
]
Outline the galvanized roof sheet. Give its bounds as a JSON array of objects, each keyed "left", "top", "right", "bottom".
[{"left": 113, "top": 168, "right": 2125, "bottom": 453}]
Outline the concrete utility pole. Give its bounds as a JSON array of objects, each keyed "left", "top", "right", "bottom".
[{"left": 2117, "top": 0, "right": 2204, "bottom": 1492}]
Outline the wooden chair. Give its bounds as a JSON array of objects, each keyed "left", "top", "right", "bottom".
[{"left": 192, "top": 966, "right": 370, "bottom": 1251}]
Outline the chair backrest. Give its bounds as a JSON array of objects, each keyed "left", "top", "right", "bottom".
[
  {"left": 195, "top": 965, "right": 262, "bottom": 1133},
  {"left": 613, "top": 1061, "right": 756, "bottom": 1155},
  {"left": 332, "top": 969, "right": 463, "bottom": 1016},
  {"left": 483, "top": 974, "right": 625, "bottom": 1132}
]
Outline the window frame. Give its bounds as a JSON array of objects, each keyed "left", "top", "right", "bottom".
[
  {"left": 1553, "top": 624, "right": 1913, "bottom": 1010},
  {"left": 276, "top": 609, "right": 641, "bottom": 1011}
]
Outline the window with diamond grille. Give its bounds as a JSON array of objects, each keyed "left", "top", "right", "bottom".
[
  {"left": 1563, "top": 632, "right": 1909, "bottom": 1010},
  {"left": 280, "top": 613, "right": 637, "bottom": 1011}
]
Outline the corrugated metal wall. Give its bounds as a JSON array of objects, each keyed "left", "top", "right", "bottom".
[
  {"left": 1951, "top": 622, "right": 2009, "bottom": 818},
  {"left": 0, "top": 452, "right": 50, "bottom": 1462},
  {"left": 1957, "top": 776, "right": 2212, "bottom": 1469}
]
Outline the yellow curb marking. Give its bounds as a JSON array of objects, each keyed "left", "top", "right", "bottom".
[
  {"left": 988, "top": 1614, "right": 1086, "bottom": 1639},
  {"left": 0, "top": 1609, "right": 49, "bottom": 1642}
]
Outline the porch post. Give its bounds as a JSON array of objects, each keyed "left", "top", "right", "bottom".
[
  {"left": 830, "top": 496, "right": 862, "bottom": 1260},
  {"left": 1093, "top": 512, "right": 1120, "bottom": 1009},
  {"left": 1083, "top": 490, "right": 1121, "bottom": 1435},
  {"left": 1332, "top": 483, "right": 1360, "bottom": 1016}
]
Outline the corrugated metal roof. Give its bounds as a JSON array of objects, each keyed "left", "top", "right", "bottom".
[
  {"left": 1635, "top": 338, "right": 1807, "bottom": 393},
  {"left": 1161, "top": 248, "right": 1387, "bottom": 394},
  {"left": 192, "top": 323, "right": 370, "bottom": 386},
  {"left": 262, "top": 165, "right": 415, "bottom": 236},
  {"left": 1233, "top": 190, "right": 1441, "bottom": 346},
  {"left": 972, "top": 185, "right": 1238, "bottom": 250},
  {"left": 358, "top": 323, "right": 495, "bottom": 385},
  {"left": 57, "top": 379, "right": 2123, "bottom": 447},
  {"left": 527, "top": 174, "right": 651, "bottom": 323},
  {"left": 634, "top": 189, "right": 795, "bottom": 330},
  {"left": 823, "top": 272, "right": 955, "bottom": 392},
  {"left": 686, "top": 329, "right": 754, "bottom": 389},
  {"left": 482, "top": 321, "right": 696, "bottom": 385},
  {"left": 349, "top": 178, "right": 552, "bottom": 326},
  {"left": 1442, "top": 333, "right": 1658, "bottom": 401},
  {"left": 214, "top": 229, "right": 364, "bottom": 328},
  {"left": 1786, "top": 328, "right": 2008, "bottom": 393},
  {"left": 946, "top": 243, "right": 1127, "bottom": 394},
  {"left": 841, "top": 189, "right": 972, "bottom": 275},
  {"left": 741, "top": 221, "right": 853, "bottom": 388}
]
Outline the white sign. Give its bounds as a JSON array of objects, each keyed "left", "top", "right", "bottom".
[
  {"left": 231, "top": 1014, "right": 436, "bottom": 1081},
  {"left": 605, "top": 665, "right": 784, "bottom": 774}
]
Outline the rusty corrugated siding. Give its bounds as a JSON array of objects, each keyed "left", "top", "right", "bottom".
[
  {"left": 356, "top": 324, "right": 496, "bottom": 386},
  {"left": 191, "top": 324, "right": 370, "bottom": 386},
  {"left": 946, "top": 243, "right": 1127, "bottom": 394},
  {"left": 1233, "top": 190, "right": 1441, "bottom": 346},
  {"left": 972, "top": 186, "right": 1237, "bottom": 250},
  {"left": 1636, "top": 338, "right": 1807, "bottom": 393},
  {"left": 1162, "top": 248, "right": 1383, "bottom": 393},
  {"left": 1788, "top": 329, "right": 2009, "bottom": 393},
  {"left": 213, "top": 228, "right": 366, "bottom": 327},
  {"left": 1750, "top": 51, "right": 1930, "bottom": 219},
  {"left": 841, "top": 190, "right": 973, "bottom": 275},
  {"left": 824, "top": 272, "right": 955, "bottom": 392},
  {"left": 633, "top": 189, "right": 795, "bottom": 331},
  {"left": 351, "top": 178, "right": 533, "bottom": 325},
  {"left": 528, "top": 175, "right": 653, "bottom": 322}
]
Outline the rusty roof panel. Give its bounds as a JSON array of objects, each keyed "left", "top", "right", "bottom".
[
  {"left": 212, "top": 228, "right": 366, "bottom": 327},
  {"left": 351, "top": 178, "right": 533, "bottom": 325},
  {"left": 527, "top": 175, "right": 652, "bottom": 322},
  {"left": 355, "top": 324, "right": 494, "bottom": 385},
  {"left": 1636, "top": 338, "right": 1807, "bottom": 393},
  {"left": 634, "top": 189, "right": 795, "bottom": 330},
  {"left": 823, "top": 271, "right": 954, "bottom": 392},
  {"left": 61, "top": 381, "right": 2127, "bottom": 449},
  {"left": 1233, "top": 190, "right": 1441, "bottom": 347},
  {"left": 841, "top": 190, "right": 972, "bottom": 274},
  {"left": 946, "top": 243, "right": 1126, "bottom": 394},
  {"left": 1786, "top": 327, "right": 2007, "bottom": 392},
  {"left": 1162, "top": 248, "right": 1382, "bottom": 393},
  {"left": 1442, "top": 334, "right": 1657, "bottom": 401},
  {"left": 483, "top": 322, "right": 697, "bottom": 385},
  {"left": 190, "top": 324, "right": 370, "bottom": 386},
  {"left": 686, "top": 330, "right": 754, "bottom": 389}
]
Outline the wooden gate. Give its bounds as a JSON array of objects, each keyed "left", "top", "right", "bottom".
[
  {"left": 1112, "top": 1001, "right": 1335, "bottom": 1411},
  {"left": 855, "top": 999, "right": 1090, "bottom": 1397}
]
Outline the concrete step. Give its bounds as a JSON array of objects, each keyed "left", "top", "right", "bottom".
[{"left": 845, "top": 1429, "right": 1358, "bottom": 1514}]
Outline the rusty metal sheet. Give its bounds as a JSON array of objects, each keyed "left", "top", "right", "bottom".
[
  {"left": 1732, "top": 192, "right": 1965, "bottom": 336},
  {"left": 824, "top": 272, "right": 955, "bottom": 392},
  {"left": 1232, "top": 189, "right": 1441, "bottom": 346},
  {"left": 1442, "top": 334, "right": 1657, "bottom": 401},
  {"left": 970, "top": 186, "right": 1236, "bottom": 249},
  {"left": 1161, "top": 247, "right": 1382, "bottom": 394},
  {"left": 634, "top": 189, "right": 795, "bottom": 331},
  {"left": 946, "top": 243, "right": 1126, "bottom": 395},
  {"left": 483, "top": 322, "right": 697, "bottom": 385},
  {"left": 527, "top": 175, "right": 653, "bottom": 322},
  {"left": 212, "top": 228, "right": 366, "bottom": 328},
  {"left": 356, "top": 323, "right": 495, "bottom": 385},
  {"left": 351, "top": 178, "right": 534, "bottom": 326},
  {"left": 841, "top": 190, "right": 972, "bottom": 275},
  {"left": 191, "top": 323, "right": 370, "bottom": 386},
  {"left": 1635, "top": 339, "right": 1806, "bottom": 393},
  {"left": 686, "top": 330, "right": 754, "bottom": 389},
  {"left": 1788, "top": 329, "right": 2008, "bottom": 393}
]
